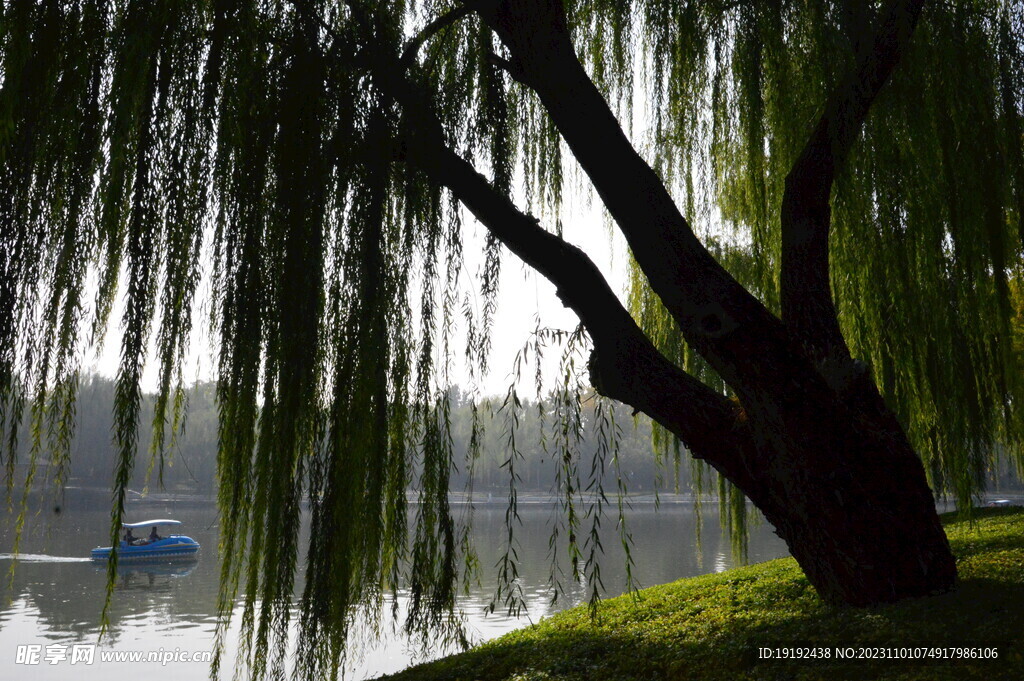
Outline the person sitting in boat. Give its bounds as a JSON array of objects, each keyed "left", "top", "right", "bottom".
[
  {"left": 124, "top": 527, "right": 136, "bottom": 545},
  {"left": 149, "top": 526, "right": 161, "bottom": 542}
]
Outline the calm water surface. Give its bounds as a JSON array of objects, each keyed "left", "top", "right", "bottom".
[{"left": 0, "top": 499, "right": 788, "bottom": 679}]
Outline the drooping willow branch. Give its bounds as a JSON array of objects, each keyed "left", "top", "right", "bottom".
[{"left": 400, "top": 1, "right": 484, "bottom": 67}]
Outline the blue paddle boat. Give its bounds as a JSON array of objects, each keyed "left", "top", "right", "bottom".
[{"left": 91, "top": 519, "right": 200, "bottom": 563}]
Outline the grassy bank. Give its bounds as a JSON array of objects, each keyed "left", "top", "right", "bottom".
[{"left": 379, "top": 507, "right": 1024, "bottom": 680}]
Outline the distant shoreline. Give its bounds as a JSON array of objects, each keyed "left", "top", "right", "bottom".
[{"left": 28, "top": 486, "right": 1024, "bottom": 511}]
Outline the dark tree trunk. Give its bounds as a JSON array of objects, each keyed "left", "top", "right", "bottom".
[
  {"left": 769, "top": 449, "right": 955, "bottom": 606},
  {"left": 588, "top": 321, "right": 958, "bottom": 605},
  {"left": 738, "top": 390, "right": 956, "bottom": 605}
]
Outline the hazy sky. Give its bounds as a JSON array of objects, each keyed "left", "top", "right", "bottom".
[{"left": 84, "top": 185, "right": 631, "bottom": 399}]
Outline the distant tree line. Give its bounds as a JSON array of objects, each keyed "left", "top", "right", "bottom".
[
  {"left": 63, "top": 375, "right": 219, "bottom": 495},
  {"left": 15, "top": 375, "right": 1022, "bottom": 499},
  {"left": 17, "top": 376, "right": 696, "bottom": 497},
  {"left": 442, "top": 386, "right": 695, "bottom": 496}
]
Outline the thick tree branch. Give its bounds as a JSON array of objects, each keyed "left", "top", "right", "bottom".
[
  {"left": 365, "top": 59, "right": 760, "bottom": 489},
  {"left": 478, "top": 2, "right": 763, "bottom": 331},
  {"left": 780, "top": 0, "right": 927, "bottom": 358}
]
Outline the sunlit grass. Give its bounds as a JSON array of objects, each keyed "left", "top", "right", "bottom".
[{"left": 379, "top": 507, "right": 1024, "bottom": 680}]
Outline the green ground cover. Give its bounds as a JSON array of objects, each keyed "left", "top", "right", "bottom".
[{"left": 379, "top": 507, "right": 1024, "bottom": 680}]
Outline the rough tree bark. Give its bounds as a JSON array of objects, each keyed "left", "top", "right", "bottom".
[{"left": 364, "top": 0, "right": 957, "bottom": 606}]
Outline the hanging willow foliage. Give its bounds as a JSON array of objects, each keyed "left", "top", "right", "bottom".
[
  {"left": 1, "top": 0, "right": 1023, "bottom": 678},
  {"left": 627, "top": 0, "right": 1024, "bottom": 511}
]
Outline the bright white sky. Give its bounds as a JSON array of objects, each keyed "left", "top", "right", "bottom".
[{"left": 83, "top": 185, "right": 632, "bottom": 399}]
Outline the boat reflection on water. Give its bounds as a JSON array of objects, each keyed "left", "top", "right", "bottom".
[{"left": 96, "top": 561, "right": 198, "bottom": 590}]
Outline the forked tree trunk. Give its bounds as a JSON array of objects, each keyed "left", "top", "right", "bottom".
[
  {"left": 471, "top": 0, "right": 954, "bottom": 607},
  {"left": 399, "top": 78, "right": 960, "bottom": 606},
  {"left": 387, "top": 0, "right": 956, "bottom": 608}
]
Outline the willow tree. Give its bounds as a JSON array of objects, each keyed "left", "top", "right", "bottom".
[{"left": 3, "top": 0, "right": 1024, "bottom": 676}]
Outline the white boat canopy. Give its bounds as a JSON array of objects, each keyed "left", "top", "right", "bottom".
[{"left": 122, "top": 519, "right": 182, "bottom": 528}]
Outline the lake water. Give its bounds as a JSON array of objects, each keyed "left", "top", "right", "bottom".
[{"left": 0, "top": 498, "right": 789, "bottom": 679}]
